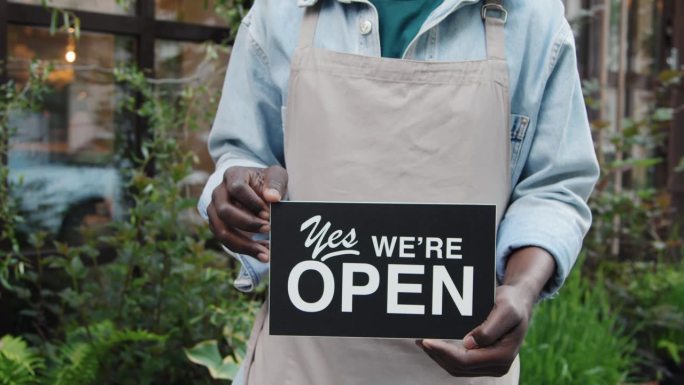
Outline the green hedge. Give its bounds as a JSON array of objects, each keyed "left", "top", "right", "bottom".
[{"left": 520, "top": 265, "right": 635, "bottom": 385}]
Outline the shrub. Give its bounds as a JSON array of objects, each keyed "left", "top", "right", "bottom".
[
  {"left": 520, "top": 265, "right": 635, "bottom": 385},
  {"left": 0, "top": 335, "right": 44, "bottom": 385},
  {"left": 603, "top": 261, "right": 684, "bottom": 380},
  {"left": 1, "top": 57, "right": 262, "bottom": 385}
]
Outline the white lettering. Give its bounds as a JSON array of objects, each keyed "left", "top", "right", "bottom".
[
  {"left": 371, "top": 236, "right": 397, "bottom": 257},
  {"left": 341, "top": 263, "right": 380, "bottom": 312},
  {"left": 425, "top": 237, "right": 443, "bottom": 259},
  {"left": 432, "top": 265, "right": 473, "bottom": 316},
  {"left": 300, "top": 215, "right": 359, "bottom": 261},
  {"left": 342, "top": 230, "right": 357, "bottom": 248},
  {"left": 287, "top": 260, "right": 335, "bottom": 312},
  {"left": 399, "top": 237, "right": 416, "bottom": 258},
  {"left": 446, "top": 238, "right": 463, "bottom": 259},
  {"left": 387, "top": 265, "right": 425, "bottom": 314}
]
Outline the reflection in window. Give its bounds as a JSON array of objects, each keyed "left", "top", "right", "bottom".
[
  {"left": 9, "top": 0, "right": 136, "bottom": 15},
  {"left": 155, "top": 0, "right": 227, "bottom": 27},
  {"left": 154, "top": 39, "right": 229, "bottom": 201},
  {"left": 7, "top": 25, "right": 135, "bottom": 245}
]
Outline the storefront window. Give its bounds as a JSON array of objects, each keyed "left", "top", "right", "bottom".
[
  {"left": 154, "top": 39, "right": 230, "bottom": 201},
  {"left": 7, "top": 25, "right": 135, "bottom": 245},
  {"left": 9, "top": 0, "right": 136, "bottom": 15},
  {"left": 155, "top": 0, "right": 228, "bottom": 27}
]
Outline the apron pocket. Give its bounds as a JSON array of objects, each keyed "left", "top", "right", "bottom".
[{"left": 510, "top": 114, "right": 530, "bottom": 172}]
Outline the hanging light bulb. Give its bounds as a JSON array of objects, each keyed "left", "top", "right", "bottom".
[
  {"left": 65, "top": 27, "right": 77, "bottom": 63},
  {"left": 65, "top": 49, "right": 77, "bottom": 63}
]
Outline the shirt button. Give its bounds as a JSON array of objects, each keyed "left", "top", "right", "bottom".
[{"left": 359, "top": 20, "right": 373, "bottom": 35}]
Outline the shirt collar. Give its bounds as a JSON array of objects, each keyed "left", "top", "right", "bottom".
[
  {"left": 296, "top": 0, "right": 477, "bottom": 8},
  {"left": 297, "top": 0, "right": 357, "bottom": 7}
]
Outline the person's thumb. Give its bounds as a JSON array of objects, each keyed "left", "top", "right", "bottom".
[
  {"left": 464, "top": 301, "right": 521, "bottom": 350},
  {"left": 262, "top": 165, "right": 288, "bottom": 203}
]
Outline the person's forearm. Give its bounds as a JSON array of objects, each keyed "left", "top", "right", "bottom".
[{"left": 502, "top": 247, "right": 557, "bottom": 302}]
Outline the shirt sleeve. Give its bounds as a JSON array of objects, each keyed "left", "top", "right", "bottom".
[
  {"left": 198, "top": 9, "right": 283, "bottom": 220},
  {"left": 495, "top": 23, "right": 600, "bottom": 299}
]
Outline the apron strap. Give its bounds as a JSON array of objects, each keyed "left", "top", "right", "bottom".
[
  {"left": 298, "top": 1, "right": 322, "bottom": 50},
  {"left": 482, "top": 0, "right": 507, "bottom": 61}
]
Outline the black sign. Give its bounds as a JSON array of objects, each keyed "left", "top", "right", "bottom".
[{"left": 269, "top": 202, "right": 496, "bottom": 340}]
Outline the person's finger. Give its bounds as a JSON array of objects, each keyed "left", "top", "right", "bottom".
[
  {"left": 423, "top": 349, "right": 510, "bottom": 377},
  {"left": 417, "top": 340, "right": 452, "bottom": 370},
  {"left": 213, "top": 187, "right": 268, "bottom": 233},
  {"left": 416, "top": 341, "right": 510, "bottom": 377},
  {"left": 418, "top": 343, "right": 510, "bottom": 377},
  {"left": 223, "top": 168, "right": 269, "bottom": 215},
  {"left": 420, "top": 338, "right": 514, "bottom": 371},
  {"left": 262, "top": 165, "right": 288, "bottom": 203},
  {"left": 208, "top": 203, "right": 269, "bottom": 261},
  {"left": 421, "top": 344, "right": 451, "bottom": 372},
  {"left": 207, "top": 203, "right": 219, "bottom": 235},
  {"left": 464, "top": 298, "right": 524, "bottom": 349},
  {"left": 223, "top": 227, "right": 269, "bottom": 262},
  {"left": 214, "top": 199, "right": 269, "bottom": 233},
  {"left": 256, "top": 239, "right": 271, "bottom": 248}
]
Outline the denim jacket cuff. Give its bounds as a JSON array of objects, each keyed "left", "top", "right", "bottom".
[
  {"left": 221, "top": 245, "right": 270, "bottom": 293},
  {"left": 496, "top": 208, "right": 585, "bottom": 300}
]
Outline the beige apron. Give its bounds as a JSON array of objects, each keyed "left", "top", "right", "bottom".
[{"left": 244, "top": 1, "right": 519, "bottom": 383}]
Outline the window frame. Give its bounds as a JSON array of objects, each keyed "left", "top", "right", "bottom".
[
  {"left": 1, "top": 0, "right": 232, "bottom": 160},
  {"left": 0, "top": 0, "right": 232, "bottom": 254}
]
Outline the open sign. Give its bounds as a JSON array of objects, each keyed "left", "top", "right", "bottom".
[{"left": 269, "top": 202, "right": 496, "bottom": 340}]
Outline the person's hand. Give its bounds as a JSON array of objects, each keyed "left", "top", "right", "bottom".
[
  {"left": 207, "top": 165, "right": 288, "bottom": 262},
  {"left": 418, "top": 247, "right": 556, "bottom": 377},
  {"left": 417, "top": 284, "right": 534, "bottom": 377}
]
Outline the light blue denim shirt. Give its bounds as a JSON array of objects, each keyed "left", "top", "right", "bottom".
[{"left": 198, "top": 0, "right": 600, "bottom": 299}]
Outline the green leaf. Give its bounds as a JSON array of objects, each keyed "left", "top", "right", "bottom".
[
  {"left": 0, "top": 335, "right": 45, "bottom": 378},
  {"left": 50, "top": 10, "right": 58, "bottom": 35},
  {"left": 621, "top": 117, "right": 636, "bottom": 132},
  {"left": 658, "top": 339, "right": 682, "bottom": 364},
  {"left": 659, "top": 69, "right": 683, "bottom": 85},
  {"left": 184, "top": 340, "right": 238, "bottom": 380},
  {"left": 74, "top": 17, "right": 81, "bottom": 39},
  {"left": 63, "top": 12, "right": 70, "bottom": 32},
  {"left": 69, "top": 256, "right": 86, "bottom": 279},
  {"left": 50, "top": 342, "right": 98, "bottom": 385},
  {"left": 675, "top": 157, "right": 684, "bottom": 173},
  {"left": 652, "top": 108, "right": 674, "bottom": 122},
  {"left": 610, "top": 157, "right": 662, "bottom": 170}
]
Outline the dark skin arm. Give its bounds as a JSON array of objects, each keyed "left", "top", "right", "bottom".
[{"left": 418, "top": 246, "right": 556, "bottom": 377}]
